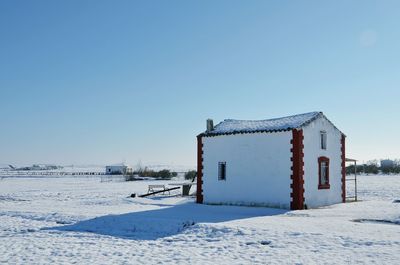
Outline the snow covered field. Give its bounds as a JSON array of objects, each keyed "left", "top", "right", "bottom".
[{"left": 0, "top": 175, "right": 399, "bottom": 264}]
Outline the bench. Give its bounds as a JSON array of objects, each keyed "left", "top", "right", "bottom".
[{"left": 147, "top": 184, "right": 170, "bottom": 195}]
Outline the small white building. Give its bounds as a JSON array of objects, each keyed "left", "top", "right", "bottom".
[
  {"left": 105, "top": 163, "right": 132, "bottom": 175},
  {"left": 196, "top": 112, "right": 346, "bottom": 210}
]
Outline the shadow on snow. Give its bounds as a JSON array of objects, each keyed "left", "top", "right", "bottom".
[{"left": 45, "top": 201, "right": 288, "bottom": 240}]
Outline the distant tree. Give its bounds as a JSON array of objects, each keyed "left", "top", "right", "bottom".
[
  {"left": 394, "top": 160, "right": 400, "bottom": 174},
  {"left": 346, "top": 164, "right": 364, "bottom": 175},
  {"left": 134, "top": 161, "right": 144, "bottom": 174},
  {"left": 131, "top": 168, "right": 174, "bottom": 179},
  {"left": 381, "top": 166, "right": 392, "bottom": 174},
  {"left": 156, "top": 169, "right": 172, "bottom": 179},
  {"left": 346, "top": 165, "right": 355, "bottom": 175},
  {"left": 184, "top": 170, "right": 197, "bottom": 180},
  {"left": 365, "top": 160, "right": 379, "bottom": 174}
]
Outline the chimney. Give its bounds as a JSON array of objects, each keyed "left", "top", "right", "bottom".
[{"left": 206, "top": 119, "right": 214, "bottom": 132}]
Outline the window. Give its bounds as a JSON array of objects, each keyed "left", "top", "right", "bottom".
[
  {"left": 320, "top": 131, "right": 327, "bottom": 150},
  {"left": 218, "top": 162, "right": 226, "bottom": 181},
  {"left": 318, "top": 157, "right": 330, "bottom": 189}
]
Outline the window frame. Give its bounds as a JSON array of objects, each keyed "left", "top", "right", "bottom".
[
  {"left": 218, "top": 162, "right": 226, "bottom": 181},
  {"left": 318, "top": 156, "right": 330, "bottom": 189},
  {"left": 320, "top": 131, "right": 327, "bottom": 150}
]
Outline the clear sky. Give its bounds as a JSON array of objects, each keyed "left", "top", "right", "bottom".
[{"left": 1, "top": 0, "right": 399, "bottom": 167}]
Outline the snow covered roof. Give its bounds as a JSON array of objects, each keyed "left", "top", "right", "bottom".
[{"left": 200, "top": 111, "right": 339, "bottom": 137}]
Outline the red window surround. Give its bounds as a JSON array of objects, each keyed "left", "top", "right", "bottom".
[{"left": 318, "top": 156, "right": 330, "bottom": 189}]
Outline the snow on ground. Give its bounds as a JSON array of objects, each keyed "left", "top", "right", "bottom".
[{"left": 0, "top": 175, "right": 399, "bottom": 264}]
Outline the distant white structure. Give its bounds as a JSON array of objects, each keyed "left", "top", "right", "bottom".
[
  {"left": 196, "top": 112, "right": 346, "bottom": 210},
  {"left": 381, "top": 159, "right": 394, "bottom": 169},
  {"left": 105, "top": 163, "right": 132, "bottom": 175}
]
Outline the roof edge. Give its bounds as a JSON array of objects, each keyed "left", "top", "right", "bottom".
[
  {"left": 198, "top": 128, "right": 292, "bottom": 138},
  {"left": 299, "top": 112, "right": 346, "bottom": 136},
  {"left": 198, "top": 111, "right": 346, "bottom": 137}
]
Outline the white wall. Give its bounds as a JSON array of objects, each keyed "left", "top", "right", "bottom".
[
  {"left": 106, "top": 166, "right": 127, "bottom": 174},
  {"left": 202, "top": 132, "right": 292, "bottom": 209},
  {"left": 303, "top": 117, "right": 343, "bottom": 208}
]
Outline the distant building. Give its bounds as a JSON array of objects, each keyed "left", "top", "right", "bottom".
[
  {"left": 196, "top": 111, "right": 346, "bottom": 210},
  {"left": 381, "top": 159, "right": 394, "bottom": 169},
  {"left": 105, "top": 163, "right": 132, "bottom": 175}
]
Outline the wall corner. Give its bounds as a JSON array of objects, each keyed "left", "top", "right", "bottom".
[
  {"left": 290, "top": 129, "right": 305, "bottom": 210},
  {"left": 196, "top": 135, "right": 204, "bottom": 204},
  {"left": 341, "top": 134, "right": 346, "bottom": 203}
]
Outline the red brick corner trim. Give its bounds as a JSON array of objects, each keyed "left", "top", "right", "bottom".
[
  {"left": 290, "top": 129, "right": 305, "bottom": 210},
  {"left": 341, "top": 134, "right": 346, "bottom": 203},
  {"left": 196, "top": 135, "right": 204, "bottom": 204}
]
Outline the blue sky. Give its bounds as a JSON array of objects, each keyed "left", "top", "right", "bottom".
[{"left": 1, "top": 0, "right": 399, "bottom": 167}]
